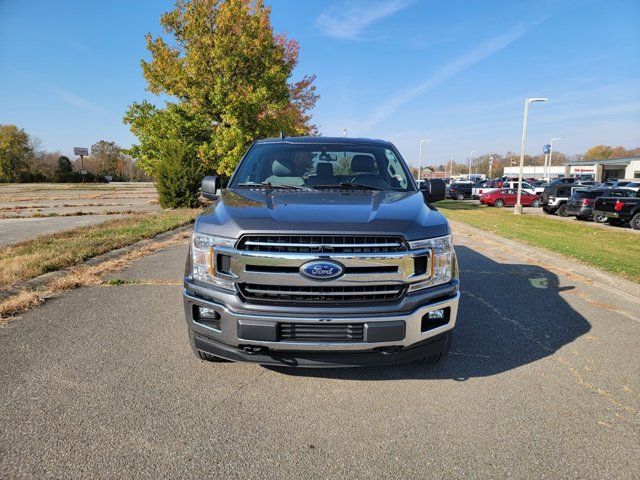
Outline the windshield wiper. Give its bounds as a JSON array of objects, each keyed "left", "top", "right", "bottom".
[
  {"left": 313, "top": 182, "right": 383, "bottom": 191},
  {"left": 235, "top": 182, "right": 311, "bottom": 191}
]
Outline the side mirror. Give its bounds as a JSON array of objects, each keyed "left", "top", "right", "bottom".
[
  {"left": 421, "top": 178, "right": 446, "bottom": 203},
  {"left": 202, "top": 175, "right": 219, "bottom": 200}
]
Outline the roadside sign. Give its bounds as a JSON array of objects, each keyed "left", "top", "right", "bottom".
[
  {"left": 81, "top": 170, "right": 88, "bottom": 175},
  {"left": 543, "top": 144, "right": 551, "bottom": 154},
  {"left": 74, "top": 147, "right": 89, "bottom": 156}
]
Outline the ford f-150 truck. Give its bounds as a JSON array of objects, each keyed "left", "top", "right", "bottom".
[
  {"left": 593, "top": 192, "right": 640, "bottom": 229},
  {"left": 183, "top": 136, "right": 459, "bottom": 367}
]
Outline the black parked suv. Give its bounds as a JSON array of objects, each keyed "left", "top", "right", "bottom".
[
  {"left": 565, "top": 188, "right": 635, "bottom": 221},
  {"left": 447, "top": 182, "right": 473, "bottom": 200}
]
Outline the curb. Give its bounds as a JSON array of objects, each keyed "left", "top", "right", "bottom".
[{"left": 1, "top": 224, "right": 192, "bottom": 301}]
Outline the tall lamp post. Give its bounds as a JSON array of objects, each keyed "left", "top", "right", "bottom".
[
  {"left": 418, "top": 139, "right": 430, "bottom": 182},
  {"left": 515, "top": 97, "right": 548, "bottom": 214},
  {"left": 468, "top": 150, "right": 476, "bottom": 180},
  {"left": 488, "top": 156, "right": 494, "bottom": 179},
  {"left": 546, "top": 137, "right": 561, "bottom": 180}
]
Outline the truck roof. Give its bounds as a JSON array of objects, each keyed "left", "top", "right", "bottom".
[{"left": 254, "top": 136, "right": 393, "bottom": 147}]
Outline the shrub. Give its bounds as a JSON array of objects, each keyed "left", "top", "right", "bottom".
[{"left": 155, "top": 140, "right": 203, "bottom": 208}]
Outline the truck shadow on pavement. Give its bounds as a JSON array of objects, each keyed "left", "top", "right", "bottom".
[{"left": 268, "top": 245, "right": 591, "bottom": 381}]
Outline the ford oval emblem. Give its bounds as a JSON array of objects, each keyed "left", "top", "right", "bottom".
[{"left": 300, "top": 260, "right": 344, "bottom": 281}]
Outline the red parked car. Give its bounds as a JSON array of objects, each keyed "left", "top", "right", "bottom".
[{"left": 479, "top": 188, "right": 542, "bottom": 208}]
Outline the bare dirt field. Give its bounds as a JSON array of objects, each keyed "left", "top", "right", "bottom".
[{"left": 0, "top": 183, "right": 159, "bottom": 246}]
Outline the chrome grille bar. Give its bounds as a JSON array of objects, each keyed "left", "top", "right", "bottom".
[{"left": 238, "top": 235, "right": 407, "bottom": 254}]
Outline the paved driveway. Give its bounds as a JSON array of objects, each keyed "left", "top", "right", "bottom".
[{"left": 1, "top": 225, "right": 638, "bottom": 479}]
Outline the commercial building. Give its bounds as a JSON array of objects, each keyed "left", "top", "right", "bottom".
[
  {"left": 566, "top": 157, "right": 640, "bottom": 182},
  {"left": 503, "top": 157, "right": 640, "bottom": 181}
]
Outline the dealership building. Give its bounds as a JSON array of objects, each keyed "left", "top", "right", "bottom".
[{"left": 503, "top": 157, "right": 640, "bottom": 181}]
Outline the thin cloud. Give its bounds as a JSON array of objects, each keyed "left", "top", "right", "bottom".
[
  {"left": 363, "top": 23, "right": 531, "bottom": 128},
  {"left": 42, "top": 82, "right": 104, "bottom": 112},
  {"left": 316, "top": 0, "right": 412, "bottom": 40}
]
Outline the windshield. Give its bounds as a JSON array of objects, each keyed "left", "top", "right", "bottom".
[{"left": 230, "top": 143, "right": 415, "bottom": 191}]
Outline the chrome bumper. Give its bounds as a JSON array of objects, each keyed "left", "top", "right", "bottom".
[{"left": 184, "top": 289, "right": 459, "bottom": 352}]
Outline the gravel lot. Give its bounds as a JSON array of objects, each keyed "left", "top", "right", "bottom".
[{"left": 0, "top": 183, "right": 158, "bottom": 245}]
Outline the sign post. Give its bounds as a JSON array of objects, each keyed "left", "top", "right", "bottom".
[
  {"left": 73, "top": 147, "right": 89, "bottom": 182},
  {"left": 542, "top": 144, "right": 551, "bottom": 179}
]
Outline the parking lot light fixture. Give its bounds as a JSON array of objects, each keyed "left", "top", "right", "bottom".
[
  {"left": 418, "top": 139, "right": 430, "bottom": 181},
  {"left": 515, "top": 97, "right": 548, "bottom": 214},
  {"left": 468, "top": 151, "right": 476, "bottom": 179}
]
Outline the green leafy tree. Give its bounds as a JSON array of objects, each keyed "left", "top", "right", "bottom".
[
  {"left": 0, "top": 125, "right": 33, "bottom": 182},
  {"left": 91, "top": 140, "right": 122, "bottom": 176},
  {"left": 124, "top": 0, "right": 319, "bottom": 206}
]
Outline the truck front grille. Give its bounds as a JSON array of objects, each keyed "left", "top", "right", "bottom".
[
  {"left": 238, "top": 283, "right": 406, "bottom": 304},
  {"left": 237, "top": 235, "right": 406, "bottom": 254},
  {"left": 279, "top": 323, "right": 364, "bottom": 342}
]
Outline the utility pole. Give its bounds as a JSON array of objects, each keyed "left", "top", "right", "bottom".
[
  {"left": 468, "top": 151, "right": 476, "bottom": 180},
  {"left": 418, "top": 139, "right": 430, "bottom": 182}
]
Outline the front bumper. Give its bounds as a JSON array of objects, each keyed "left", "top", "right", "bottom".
[{"left": 184, "top": 280, "right": 459, "bottom": 366}]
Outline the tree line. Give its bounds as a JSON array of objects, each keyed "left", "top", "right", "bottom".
[
  {"left": 424, "top": 145, "right": 640, "bottom": 179},
  {"left": 0, "top": 125, "right": 151, "bottom": 183}
]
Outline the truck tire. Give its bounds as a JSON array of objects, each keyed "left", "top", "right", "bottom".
[
  {"left": 494, "top": 199, "right": 504, "bottom": 208},
  {"left": 456, "top": 193, "right": 465, "bottom": 200},
  {"left": 189, "top": 330, "right": 228, "bottom": 362},
  {"left": 557, "top": 204, "right": 569, "bottom": 217},
  {"left": 630, "top": 212, "right": 640, "bottom": 230},
  {"left": 593, "top": 214, "right": 608, "bottom": 223},
  {"left": 420, "top": 332, "right": 452, "bottom": 363}
]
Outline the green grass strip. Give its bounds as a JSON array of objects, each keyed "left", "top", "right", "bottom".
[
  {"left": 437, "top": 200, "right": 640, "bottom": 283},
  {"left": 0, "top": 209, "right": 197, "bottom": 290}
]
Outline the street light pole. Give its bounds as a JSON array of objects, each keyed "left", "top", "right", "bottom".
[
  {"left": 515, "top": 97, "right": 548, "bottom": 214},
  {"left": 418, "top": 139, "right": 430, "bottom": 182},
  {"left": 468, "top": 150, "right": 476, "bottom": 180},
  {"left": 489, "top": 156, "right": 494, "bottom": 179}
]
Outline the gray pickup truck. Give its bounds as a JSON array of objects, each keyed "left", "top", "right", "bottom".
[{"left": 183, "top": 136, "right": 460, "bottom": 367}]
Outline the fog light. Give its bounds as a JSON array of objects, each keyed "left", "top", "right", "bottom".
[
  {"left": 421, "top": 307, "right": 450, "bottom": 332},
  {"left": 194, "top": 306, "right": 221, "bottom": 331},
  {"left": 198, "top": 306, "right": 219, "bottom": 319}
]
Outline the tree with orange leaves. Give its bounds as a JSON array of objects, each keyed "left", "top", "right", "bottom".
[{"left": 124, "top": 0, "right": 319, "bottom": 197}]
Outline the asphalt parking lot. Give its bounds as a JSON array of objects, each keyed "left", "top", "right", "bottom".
[{"left": 1, "top": 222, "right": 639, "bottom": 479}]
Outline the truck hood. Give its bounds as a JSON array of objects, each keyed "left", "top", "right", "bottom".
[{"left": 195, "top": 189, "right": 450, "bottom": 240}]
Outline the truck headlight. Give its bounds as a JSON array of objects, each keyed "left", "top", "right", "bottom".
[
  {"left": 191, "top": 233, "right": 235, "bottom": 290},
  {"left": 408, "top": 234, "right": 457, "bottom": 290}
]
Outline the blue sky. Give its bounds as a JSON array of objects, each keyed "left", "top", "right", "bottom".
[{"left": 1, "top": 0, "right": 639, "bottom": 167}]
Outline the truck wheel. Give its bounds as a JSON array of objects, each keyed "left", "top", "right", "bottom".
[
  {"left": 189, "top": 330, "right": 228, "bottom": 362},
  {"left": 420, "top": 332, "right": 452, "bottom": 363},
  {"left": 630, "top": 213, "right": 640, "bottom": 230},
  {"left": 456, "top": 193, "right": 465, "bottom": 200},
  {"left": 494, "top": 199, "right": 504, "bottom": 208},
  {"left": 593, "top": 214, "right": 608, "bottom": 223},
  {"left": 557, "top": 204, "right": 569, "bottom": 217}
]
